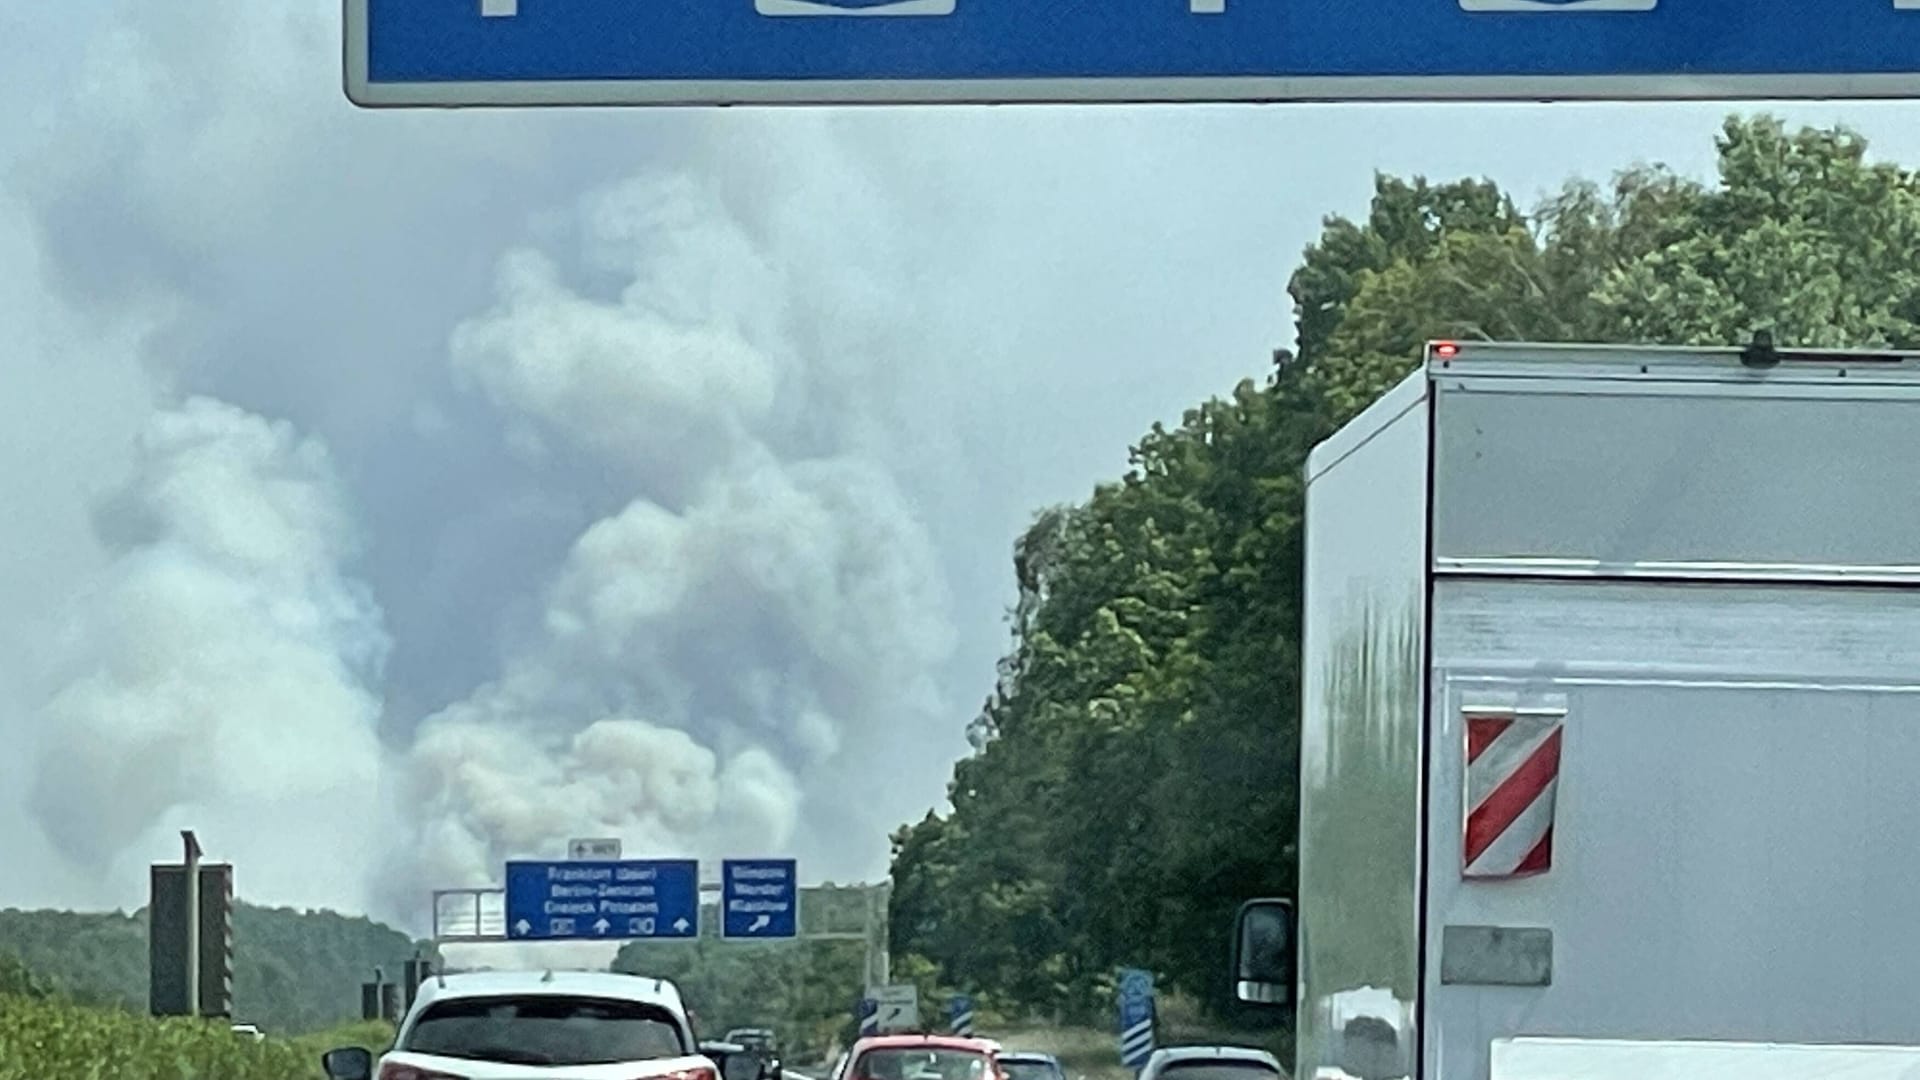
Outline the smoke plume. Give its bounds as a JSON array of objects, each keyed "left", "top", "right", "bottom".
[
  {"left": 29, "top": 397, "right": 390, "bottom": 912},
  {"left": 396, "top": 167, "right": 955, "bottom": 896}
]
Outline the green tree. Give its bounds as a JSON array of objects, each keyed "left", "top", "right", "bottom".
[{"left": 890, "top": 113, "right": 1920, "bottom": 1027}]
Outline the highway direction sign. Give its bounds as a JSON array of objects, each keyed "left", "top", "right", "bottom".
[
  {"left": 872, "top": 984, "right": 920, "bottom": 1033},
  {"left": 348, "top": 0, "right": 1920, "bottom": 108},
  {"left": 721, "top": 859, "right": 799, "bottom": 940},
  {"left": 504, "top": 859, "right": 699, "bottom": 941}
]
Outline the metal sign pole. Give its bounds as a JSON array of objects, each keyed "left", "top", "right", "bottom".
[{"left": 182, "top": 831, "right": 202, "bottom": 1018}]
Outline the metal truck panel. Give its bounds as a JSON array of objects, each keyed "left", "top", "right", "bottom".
[
  {"left": 1297, "top": 342, "right": 1920, "bottom": 1080},
  {"left": 1425, "top": 578, "right": 1920, "bottom": 1080},
  {"left": 1428, "top": 340, "right": 1920, "bottom": 383},
  {"left": 1493, "top": 1036, "right": 1920, "bottom": 1080},
  {"left": 1297, "top": 369, "right": 1429, "bottom": 1080},
  {"left": 1431, "top": 369, "right": 1920, "bottom": 576}
]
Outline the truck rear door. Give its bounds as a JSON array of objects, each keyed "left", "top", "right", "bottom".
[{"left": 1420, "top": 352, "right": 1920, "bottom": 1080}]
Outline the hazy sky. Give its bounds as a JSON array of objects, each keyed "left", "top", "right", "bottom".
[{"left": 5, "top": 0, "right": 1920, "bottom": 931}]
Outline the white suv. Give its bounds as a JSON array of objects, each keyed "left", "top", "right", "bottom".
[{"left": 322, "top": 970, "right": 716, "bottom": 1080}]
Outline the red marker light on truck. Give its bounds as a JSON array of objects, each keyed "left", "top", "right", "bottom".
[{"left": 1434, "top": 342, "right": 1459, "bottom": 359}]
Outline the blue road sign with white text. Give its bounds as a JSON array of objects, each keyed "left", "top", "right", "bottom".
[
  {"left": 721, "top": 859, "right": 799, "bottom": 940},
  {"left": 504, "top": 859, "right": 699, "bottom": 942},
  {"left": 350, "top": 0, "right": 1920, "bottom": 108}
]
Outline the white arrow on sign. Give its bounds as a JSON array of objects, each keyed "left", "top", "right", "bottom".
[
  {"left": 748, "top": 914, "right": 772, "bottom": 933},
  {"left": 674, "top": 917, "right": 691, "bottom": 933},
  {"left": 593, "top": 918, "right": 611, "bottom": 935},
  {"left": 514, "top": 919, "right": 531, "bottom": 936}
]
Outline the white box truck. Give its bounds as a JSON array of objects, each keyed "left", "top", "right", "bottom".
[{"left": 1232, "top": 341, "right": 1920, "bottom": 1080}]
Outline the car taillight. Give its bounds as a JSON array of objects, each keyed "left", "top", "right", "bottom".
[
  {"left": 654, "top": 1065, "right": 721, "bottom": 1080},
  {"left": 378, "top": 1065, "right": 467, "bottom": 1080}
]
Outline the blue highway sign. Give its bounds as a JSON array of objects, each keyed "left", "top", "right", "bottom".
[
  {"left": 721, "top": 858, "right": 799, "bottom": 940},
  {"left": 504, "top": 859, "right": 699, "bottom": 942},
  {"left": 348, "top": 0, "right": 1920, "bottom": 108}
]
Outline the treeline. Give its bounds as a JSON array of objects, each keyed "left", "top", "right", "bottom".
[
  {"left": 888, "top": 115, "right": 1920, "bottom": 1021},
  {"left": 0, "top": 903, "right": 430, "bottom": 1035}
]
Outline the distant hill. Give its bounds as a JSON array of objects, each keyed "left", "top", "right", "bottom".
[{"left": 0, "top": 903, "right": 433, "bottom": 1034}]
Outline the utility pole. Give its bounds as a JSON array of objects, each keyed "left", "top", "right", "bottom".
[{"left": 864, "top": 881, "right": 892, "bottom": 989}]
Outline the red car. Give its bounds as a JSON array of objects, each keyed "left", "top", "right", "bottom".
[{"left": 833, "top": 1036, "right": 1006, "bottom": 1080}]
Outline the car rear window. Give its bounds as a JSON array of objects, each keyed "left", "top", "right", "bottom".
[
  {"left": 855, "top": 1048, "right": 991, "bottom": 1080},
  {"left": 1155, "top": 1061, "right": 1281, "bottom": 1080},
  {"left": 402, "top": 995, "right": 687, "bottom": 1066},
  {"left": 1002, "top": 1060, "right": 1063, "bottom": 1080}
]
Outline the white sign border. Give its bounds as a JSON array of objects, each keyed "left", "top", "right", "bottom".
[{"left": 345, "top": 0, "right": 1920, "bottom": 108}]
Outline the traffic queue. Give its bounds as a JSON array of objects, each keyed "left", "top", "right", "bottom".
[{"left": 319, "top": 969, "right": 1282, "bottom": 1080}]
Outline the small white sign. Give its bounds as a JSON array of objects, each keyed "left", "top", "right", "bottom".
[
  {"left": 870, "top": 984, "right": 920, "bottom": 1032},
  {"left": 569, "top": 838, "right": 622, "bottom": 860}
]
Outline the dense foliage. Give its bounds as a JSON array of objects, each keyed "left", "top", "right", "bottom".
[
  {"left": 888, "top": 115, "right": 1920, "bottom": 1021},
  {"left": 0, "top": 958, "right": 46, "bottom": 1002},
  {"left": 0, "top": 904, "right": 429, "bottom": 1036},
  {"left": 0, "top": 987, "right": 392, "bottom": 1080}
]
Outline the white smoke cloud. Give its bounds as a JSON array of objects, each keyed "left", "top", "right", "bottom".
[
  {"left": 29, "top": 397, "right": 390, "bottom": 912},
  {"left": 406, "top": 702, "right": 802, "bottom": 891},
  {"left": 448, "top": 178, "right": 784, "bottom": 498},
  {"left": 397, "top": 166, "right": 956, "bottom": 894},
  {"left": 0, "top": 184, "right": 162, "bottom": 910}
]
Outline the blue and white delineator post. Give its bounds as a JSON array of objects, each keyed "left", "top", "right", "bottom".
[
  {"left": 949, "top": 994, "right": 976, "bottom": 1037},
  {"left": 1117, "top": 968, "right": 1156, "bottom": 1073}
]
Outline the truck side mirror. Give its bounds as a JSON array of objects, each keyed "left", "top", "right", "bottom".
[{"left": 1232, "top": 898, "right": 1295, "bottom": 1006}]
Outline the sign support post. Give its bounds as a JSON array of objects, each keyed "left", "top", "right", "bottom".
[{"left": 182, "top": 831, "right": 201, "bottom": 1018}]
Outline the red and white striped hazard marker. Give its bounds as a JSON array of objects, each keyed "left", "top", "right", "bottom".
[{"left": 1463, "top": 710, "right": 1564, "bottom": 879}]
